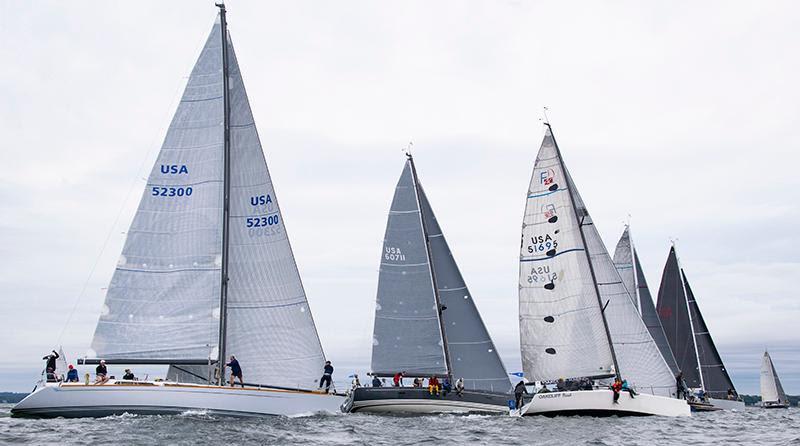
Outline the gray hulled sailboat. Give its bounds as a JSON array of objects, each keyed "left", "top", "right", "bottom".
[
  {"left": 612, "top": 227, "right": 680, "bottom": 377},
  {"left": 760, "top": 351, "right": 789, "bottom": 408},
  {"left": 12, "top": 5, "right": 343, "bottom": 418},
  {"left": 515, "top": 124, "right": 687, "bottom": 417},
  {"left": 656, "top": 245, "right": 743, "bottom": 410},
  {"left": 344, "top": 154, "right": 511, "bottom": 413}
]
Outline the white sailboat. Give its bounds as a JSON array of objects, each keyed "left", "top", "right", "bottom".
[
  {"left": 760, "top": 351, "right": 790, "bottom": 408},
  {"left": 516, "top": 123, "right": 689, "bottom": 417},
  {"left": 344, "top": 154, "right": 512, "bottom": 414},
  {"left": 12, "top": 4, "right": 343, "bottom": 417},
  {"left": 655, "top": 244, "right": 744, "bottom": 411}
]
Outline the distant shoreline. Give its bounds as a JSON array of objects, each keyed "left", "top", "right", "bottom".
[{"left": 0, "top": 392, "right": 28, "bottom": 404}]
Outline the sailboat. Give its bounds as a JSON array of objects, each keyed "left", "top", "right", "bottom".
[
  {"left": 12, "top": 4, "right": 343, "bottom": 417},
  {"left": 612, "top": 227, "right": 681, "bottom": 377},
  {"left": 655, "top": 245, "right": 744, "bottom": 411},
  {"left": 343, "top": 154, "right": 512, "bottom": 413},
  {"left": 760, "top": 351, "right": 790, "bottom": 408},
  {"left": 515, "top": 124, "right": 689, "bottom": 417}
]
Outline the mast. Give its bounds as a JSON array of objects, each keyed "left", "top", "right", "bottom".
[
  {"left": 215, "top": 2, "right": 232, "bottom": 386},
  {"left": 546, "top": 122, "right": 621, "bottom": 381},
  {"left": 673, "top": 241, "right": 705, "bottom": 390},
  {"left": 408, "top": 153, "right": 453, "bottom": 380}
]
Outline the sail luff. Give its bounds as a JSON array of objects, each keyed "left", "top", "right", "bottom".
[
  {"left": 548, "top": 124, "right": 621, "bottom": 381},
  {"left": 409, "top": 156, "right": 452, "bottom": 378}
]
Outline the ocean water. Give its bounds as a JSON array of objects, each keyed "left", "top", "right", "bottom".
[{"left": 1, "top": 404, "right": 798, "bottom": 445}]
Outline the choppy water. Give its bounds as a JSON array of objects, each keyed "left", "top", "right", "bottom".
[{"left": 1, "top": 404, "right": 798, "bottom": 445}]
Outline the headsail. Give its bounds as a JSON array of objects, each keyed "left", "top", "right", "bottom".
[
  {"left": 760, "top": 351, "right": 787, "bottom": 404},
  {"left": 222, "top": 27, "right": 326, "bottom": 390},
  {"left": 520, "top": 125, "right": 675, "bottom": 396},
  {"left": 613, "top": 228, "right": 680, "bottom": 376},
  {"left": 417, "top": 179, "right": 510, "bottom": 392},
  {"left": 92, "top": 14, "right": 327, "bottom": 389},
  {"left": 684, "top": 273, "right": 736, "bottom": 398},
  {"left": 90, "top": 21, "right": 225, "bottom": 362},
  {"left": 371, "top": 159, "right": 448, "bottom": 377}
]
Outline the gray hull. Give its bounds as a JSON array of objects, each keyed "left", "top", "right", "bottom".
[{"left": 345, "top": 387, "right": 510, "bottom": 414}]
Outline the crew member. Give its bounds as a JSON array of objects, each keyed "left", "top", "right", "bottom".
[
  {"left": 514, "top": 380, "right": 528, "bottom": 410},
  {"left": 393, "top": 371, "right": 405, "bottom": 387},
  {"left": 66, "top": 364, "right": 79, "bottom": 383},
  {"left": 95, "top": 360, "right": 109, "bottom": 384},
  {"left": 611, "top": 379, "right": 622, "bottom": 404},
  {"left": 319, "top": 360, "right": 334, "bottom": 393},
  {"left": 42, "top": 350, "right": 59, "bottom": 374},
  {"left": 372, "top": 375, "right": 382, "bottom": 387},
  {"left": 226, "top": 355, "right": 244, "bottom": 387},
  {"left": 123, "top": 369, "right": 135, "bottom": 380}
]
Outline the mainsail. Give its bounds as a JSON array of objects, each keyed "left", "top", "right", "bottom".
[
  {"left": 520, "top": 125, "right": 675, "bottom": 397},
  {"left": 613, "top": 228, "right": 680, "bottom": 376},
  {"left": 760, "top": 351, "right": 788, "bottom": 404},
  {"left": 91, "top": 13, "right": 326, "bottom": 389},
  {"left": 656, "top": 246, "right": 737, "bottom": 398},
  {"left": 372, "top": 156, "right": 510, "bottom": 392}
]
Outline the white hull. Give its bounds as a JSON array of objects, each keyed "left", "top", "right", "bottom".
[
  {"left": 707, "top": 397, "right": 745, "bottom": 411},
  {"left": 517, "top": 390, "right": 690, "bottom": 417},
  {"left": 11, "top": 381, "right": 344, "bottom": 418}
]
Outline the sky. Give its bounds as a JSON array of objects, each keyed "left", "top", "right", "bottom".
[{"left": 1, "top": 0, "right": 798, "bottom": 394}]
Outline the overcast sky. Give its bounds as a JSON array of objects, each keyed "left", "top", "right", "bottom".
[{"left": 1, "top": 0, "right": 798, "bottom": 394}]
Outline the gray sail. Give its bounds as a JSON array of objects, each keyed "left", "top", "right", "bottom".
[
  {"left": 417, "top": 184, "right": 511, "bottom": 392},
  {"left": 371, "top": 160, "right": 447, "bottom": 377},
  {"left": 634, "top": 250, "right": 680, "bottom": 376},
  {"left": 657, "top": 247, "right": 702, "bottom": 388},
  {"left": 91, "top": 21, "right": 225, "bottom": 361},
  {"left": 613, "top": 229, "right": 680, "bottom": 377},
  {"left": 221, "top": 31, "right": 326, "bottom": 390},
  {"left": 683, "top": 273, "right": 737, "bottom": 398}
]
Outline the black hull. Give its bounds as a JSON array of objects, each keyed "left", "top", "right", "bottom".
[{"left": 345, "top": 387, "right": 511, "bottom": 414}]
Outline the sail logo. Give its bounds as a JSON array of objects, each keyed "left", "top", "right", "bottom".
[
  {"left": 250, "top": 195, "right": 273, "bottom": 206},
  {"left": 542, "top": 203, "right": 558, "bottom": 223},
  {"left": 539, "top": 168, "right": 555, "bottom": 186},
  {"left": 658, "top": 306, "right": 673, "bottom": 319},
  {"left": 160, "top": 164, "right": 189, "bottom": 174},
  {"left": 384, "top": 247, "right": 405, "bottom": 262}
]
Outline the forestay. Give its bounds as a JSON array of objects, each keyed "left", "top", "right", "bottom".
[
  {"left": 371, "top": 160, "right": 448, "bottom": 377},
  {"left": 417, "top": 181, "right": 511, "bottom": 392}
]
